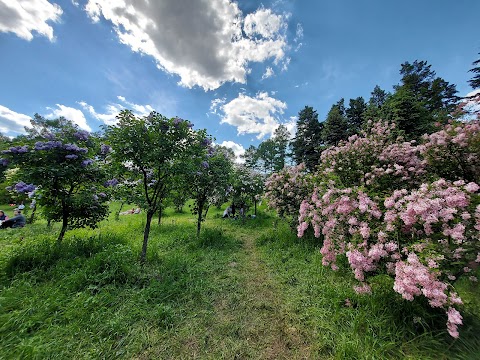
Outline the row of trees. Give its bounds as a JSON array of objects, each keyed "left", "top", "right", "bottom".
[
  {"left": 0, "top": 112, "right": 264, "bottom": 262},
  {"left": 244, "top": 56, "right": 480, "bottom": 174}
]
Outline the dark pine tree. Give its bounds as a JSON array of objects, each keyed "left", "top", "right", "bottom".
[
  {"left": 291, "top": 106, "right": 323, "bottom": 172},
  {"left": 322, "top": 99, "right": 348, "bottom": 146},
  {"left": 346, "top": 96, "right": 367, "bottom": 135}
]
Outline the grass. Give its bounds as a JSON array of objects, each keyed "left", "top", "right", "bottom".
[{"left": 0, "top": 203, "right": 479, "bottom": 359}]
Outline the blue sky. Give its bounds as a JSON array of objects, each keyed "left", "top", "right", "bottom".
[{"left": 1, "top": 0, "right": 479, "bottom": 160}]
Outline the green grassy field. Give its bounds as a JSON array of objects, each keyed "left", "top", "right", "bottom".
[{"left": 0, "top": 203, "right": 479, "bottom": 359}]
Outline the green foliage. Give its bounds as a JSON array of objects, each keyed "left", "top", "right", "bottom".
[
  {"left": 468, "top": 52, "right": 480, "bottom": 90},
  {"left": 291, "top": 106, "right": 324, "bottom": 172},
  {"left": 346, "top": 96, "right": 367, "bottom": 135},
  {"left": 105, "top": 110, "right": 206, "bottom": 261},
  {"left": 322, "top": 99, "right": 349, "bottom": 146},
  {"left": 1, "top": 115, "right": 109, "bottom": 242},
  {"left": 241, "top": 124, "right": 290, "bottom": 175},
  {"left": 384, "top": 60, "right": 459, "bottom": 139},
  {"left": 188, "top": 146, "right": 234, "bottom": 236}
]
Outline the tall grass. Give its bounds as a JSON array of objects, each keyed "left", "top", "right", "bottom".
[{"left": 0, "top": 203, "right": 478, "bottom": 359}]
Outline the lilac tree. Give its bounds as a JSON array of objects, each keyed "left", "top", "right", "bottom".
[
  {"left": 188, "top": 144, "right": 233, "bottom": 236},
  {"left": 0, "top": 116, "right": 109, "bottom": 242},
  {"left": 105, "top": 110, "right": 205, "bottom": 262}
]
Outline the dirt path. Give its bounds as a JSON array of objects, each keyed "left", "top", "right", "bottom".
[{"left": 212, "top": 232, "right": 312, "bottom": 359}]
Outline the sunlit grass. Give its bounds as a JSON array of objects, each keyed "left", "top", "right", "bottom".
[{"left": 0, "top": 202, "right": 479, "bottom": 359}]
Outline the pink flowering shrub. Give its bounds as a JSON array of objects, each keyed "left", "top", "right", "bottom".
[
  {"left": 420, "top": 120, "right": 480, "bottom": 183},
  {"left": 299, "top": 177, "right": 479, "bottom": 338},
  {"left": 320, "top": 121, "right": 427, "bottom": 192},
  {"left": 292, "top": 120, "right": 480, "bottom": 338},
  {"left": 264, "top": 163, "right": 312, "bottom": 222}
]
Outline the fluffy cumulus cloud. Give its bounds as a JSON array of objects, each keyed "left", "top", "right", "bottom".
[
  {"left": 218, "top": 140, "right": 245, "bottom": 163},
  {"left": 0, "top": 0, "right": 62, "bottom": 41},
  {"left": 211, "top": 92, "right": 287, "bottom": 139},
  {"left": 0, "top": 105, "right": 31, "bottom": 135},
  {"left": 45, "top": 104, "right": 92, "bottom": 131},
  {"left": 84, "top": 0, "right": 289, "bottom": 90},
  {"left": 79, "top": 96, "right": 154, "bottom": 125}
]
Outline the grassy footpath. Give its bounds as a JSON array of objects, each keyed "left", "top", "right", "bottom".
[{"left": 0, "top": 204, "right": 479, "bottom": 359}]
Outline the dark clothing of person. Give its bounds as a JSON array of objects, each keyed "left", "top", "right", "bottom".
[
  {"left": 0, "top": 214, "right": 7, "bottom": 221},
  {"left": 1, "top": 214, "right": 26, "bottom": 229}
]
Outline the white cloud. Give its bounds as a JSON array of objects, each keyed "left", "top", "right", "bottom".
[
  {"left": 84, "top": 0, "right": 289, "bottom": 90},
  {"left": 465, "top": 89, "right": 480, "bottom": 98},
  {"left": 0, "top": 0, "right": 62, "bottom": 41},
  {"left": 45, "top": 104, "right": 92, "bottom": 131},
  {"left": 262, "top": 67, "right": 274, "bottom": 80},
  {"left": 0, "top": 105, "right": 31, "bottom": 135},
  {"left": 219, "top": 140, "right": 245, "bottom": 163},
  {"left": 79, "top": 96, "right": 154, "bottom": 125},
  {"left": 211, "top": 92, "right": 287, "bottom": 139}
]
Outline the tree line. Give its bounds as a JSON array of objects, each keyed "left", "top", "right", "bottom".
[{"left": 244, "top": 55, "right": 480, "bottom": 173}]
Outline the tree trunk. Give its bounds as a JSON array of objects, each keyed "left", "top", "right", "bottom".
[
  {"left": 57, "top": 211, "right": 68, "bottom": 243},
  {"left": 254, "top": 199, "right": 257, "bottom": 216},
  {"left": 28, "top": 204, "right": 37, "bottom": 224},
  {"left": 115, "top": 201, "right": 125, "bottom": 221},
  {"left": 158, "top": 205, "right": 163, "bottom": 225},
  {"left": 196, "top": 202, "right": 203, "bottom": 238},
  {"left": 141, "top": 210, "right": 154, "bottom": 264}
]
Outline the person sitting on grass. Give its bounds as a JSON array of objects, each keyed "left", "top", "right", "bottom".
[
  {"left": 0, "top": 209, "right": 26, "bottom": 229},
  {"left": 222, "top": 206, "right": 232, "bottom": 218},
  {"left": 0, "top": 210, "right": 8, "bottom": 222}
]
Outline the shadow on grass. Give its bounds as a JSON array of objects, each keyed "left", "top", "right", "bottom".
[{"left": 3, "top": 233, "right": 127, "bottom": 280}]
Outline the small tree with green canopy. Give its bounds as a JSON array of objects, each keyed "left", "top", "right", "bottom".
[
  {"left": 105, "top": 110, "right": 204, "bottom": 262},
  {"left": 0, "top": 115, "right": 109, "bottom": 242},
  {"left": 230, "top": 165, "right": 264, "bottom": 216},
  {"left": 188, "top": 144, "right": 233, "bottom": 236}
]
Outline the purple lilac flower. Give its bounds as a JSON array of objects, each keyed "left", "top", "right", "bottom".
[
  {"left": 82, "top": 159, "right": 94, "bottom": 167},
  {"left": 100, "top": 144, "right": 112, "bottom": 155},
  {"left": 43, "top": 141, "right": 63, "bottom": 150},
  {"left": 186, "top": 121, "right": 194, "bottom": 128},
  {"left": 74, "top": 130, "right": 90, "bottom": 141},
  {"left": 65, "top": 154, "right": 78, "bottom": 160},
  {"left": 43, "top": 132, "right": 56, "bottom": 140},
  {"left": 99, "top": 192, "right": 107, "bottom": 198},
  {"left": 0, "top": 158, "right": 8, "bottom": 166},
  {"left": 64, "top": 143, "right": 81, "bottom": 152},
  {"left": 201, "top": 161, "right": 209, "bottom": 169},
  {"left": 34, "top": 142, "right": 46, "bottom": 150},
  {"left": 92, "top": 194, "right": 99, "bottom": 201},
  {"left": 173, "top": 117, "right": 183, "bottom": 126},
  {"left": 201, "top": 138, "right": 212, "bottom": 147},
  {"left": 105, "top": 178, "right": 119, "bottom": 187},
  {"left": 8, "top": 145, "right": 29, "bottom": 154},
  {"left": 15, "top": 182, "right": 36, "bottom": 193}
]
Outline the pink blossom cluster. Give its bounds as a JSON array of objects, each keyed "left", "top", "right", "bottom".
[
  {"left": 262, "top": 119, "right": 480, "bottom": 338},
  {"left": 320, "top": 121, "right": 427, "bottom": 191},
  {"left": 364, "top": 141, "right": 427, "bottom": 188},
  {"left": 298, "top": 177, "right": 479, "bottom": 338},
  {"left": 264, "top": 163, "right": 311, "bottom": 221},
  {"left": 421, "top": 120, "right": 480, "bottom": 183}
]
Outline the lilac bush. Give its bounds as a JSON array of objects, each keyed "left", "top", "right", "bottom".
[
  {"left": 292, "top": 120, "right": 480, "bottom": 338},
  {"left": 264, "top": 163, "right": 312, "bottom": 223},
  {"left": 1, "top": 116, "right": 109, "bottom": 242}
]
